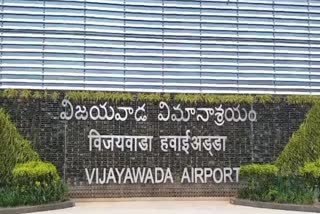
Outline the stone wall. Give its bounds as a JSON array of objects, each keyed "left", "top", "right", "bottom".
[{"left": 0, "top": 95, "right": 309, "bottom": 198}]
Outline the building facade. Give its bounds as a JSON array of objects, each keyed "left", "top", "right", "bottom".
[{"left": 1, "top": 0, "right": 320, "bottom": 94}]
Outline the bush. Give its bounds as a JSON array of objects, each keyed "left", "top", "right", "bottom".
[
  {"left": 0, "top": 161, "right": 68, "bottom": 207},
  {"left": 238, "top": 175, "right": 314, "bottom": 204},
  {"left": 238, "top": 164, "right": 314, "bottom": 204},
  {"left": 299, "top": 160, "right": 320, "bottom": 188},
  {"left": 13, "top": 161, "right": 60, "bottom": 185},
  {"left": 240, "top": 164, "right": 278, "bottom": 178},
  {"left": 276, "top": 103, "right": 320, "bottom": 175},
  {"left": 0, "top": 109, "right": 39, "bottom": 185}
]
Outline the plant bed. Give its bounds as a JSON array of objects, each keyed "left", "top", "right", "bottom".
[
  {"left": 0, "top": 200, "right": 74, "bottom": 214},
  {"left": 231, "top": 198, "right": 320, "bottom": 213}
]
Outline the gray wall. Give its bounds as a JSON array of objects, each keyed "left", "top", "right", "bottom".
[{"left": 0, "top": 94, "right": 310, "bottom": 197}]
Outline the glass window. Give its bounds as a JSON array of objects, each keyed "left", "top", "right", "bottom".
[
  {"left": 3, "top": 6, "right": 43, "bottom": 14},
  {"left": 239, "top": 24, "right": 273, "bottom": 31},
  {"left": 3, "top": 22, "right": 43, "bottom": 29},
  {"left": 126, "top": 20, "right": 161, "bottom": 28},
  {"left": 126, "top": 63, "right": 161, "bottom": 69},
  {"left": 126, "top": 27, "right": 162, "bottom": 34},
  {"left": 202, "top": 72, "right": 237, "bottom": 78},
  {"left": 46, "top": 1, "right": 84, "bottom": 8},
  {"left": 45, "top": 46, "right": 84, "bottom": 52},
  {"left": 238, "top": 3, "right": 273, "bottom": 10},
  {"left": 45, "top": 68, "right": 84, "bottom": 74},
  {"left": 239, "top": 31, "right": 273, "bottom": 38},
  {"left": 2, "top": 74, "right": 42, "bottom": 80},
  {"left": 274, "top": 5, "right": 308, "bottom": 12},
  {"left": 202, "top": 16, "right": 236, "bottom": 23},
  {"left": 86, "top": 3, "right": 123, "bottom": 11},
  {"left": 202, "top": 23, "right": 237, "bottom": 30},
  {"left": 126, "top": 41, "right": 162, "bottom": 48},
  {"left": 86, "top": 25, "right": 123, "bottom": 33},
  {"left": 45, "top": 8, "right": 84, "bottom": 16},
  {"left": 2, "top": 59, "right": 42, "bottom": 65},
  {"left": 86, "top": 10, "right": 124, "bottom": 18},
  {"left": 126, "top": 49, "right": 161, "bottom": 55},
  {"left": 239, "top": 17, "right": 273, "bottom": 25},
  {"left": 202, "top": 9, "right": 236, "bottom": 16},
  {"left": 126, "top": 0, "right": 162, "bottom": 6},
  {"left": 164, "top": 29, "right": 200, "bottom": 36},
  {"left": 45, "top": 23, "right": 84, "bottom": 31},
  {"left": 3, "top": 14, "right": 44, "bottom": 21},
  {"left": 126, "top": 5, "right": 161, "bottom": 13},
  {"left": 164, "top": 7, "right": 200, "bottom": 15},
  {"left": 45, "top": 75, "right": 84, "bottom": 81},
  {"left": 164, "top": 15, "right": 200, "bottom": 22},
  {"left": 239, "top": 10, "right": 273, "bottom": 18},
  {"left": 44, "top": 60, "right": 84, "bottom": 66},
  {"left": 3, "top": 0, "right": 43, "bottom": 6},
  {"left": 275, "top": 18, "right": 308, "bottom": 26},
  {"left": 85, "top": 77, "right": 124, "bottom": 82},
  {"left": 126, "top": 13, "right": 162, "bottom": 21}
]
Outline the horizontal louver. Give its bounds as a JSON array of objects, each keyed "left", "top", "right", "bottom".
[{"left": 1, "top": 0, "right": 320, "bottom": 94}]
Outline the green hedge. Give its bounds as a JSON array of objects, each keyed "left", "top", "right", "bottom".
[
  {"left": 238, "top": 164, "right": 315, "bottom": 204},
  {"left": 240, "top": 164, "right": 278, "bottom": 178},
  {"left": 0, "top": 161, "right": 68, "bottom": 207},
  {"left": 0, "top": 109, "right": 39, "bottom": 185},
  {"left": 276, "top": 103, "right": 320, "bottom": 175},
  {"left": 3, "top": 89, "right": 320, "bottom": 105},
  {"left": 12, "top": 161, "right": 60, "bottom": 185},
  {"left": 299, "top": 160, "right": 320, "bottom": 188}
]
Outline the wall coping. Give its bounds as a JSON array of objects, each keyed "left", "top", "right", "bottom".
[
  {"left": 230, "top": 198, "right": 320, "bottom": 213},
  {"left": 0, "top": 200, "right": 74, "bottom": 214}
]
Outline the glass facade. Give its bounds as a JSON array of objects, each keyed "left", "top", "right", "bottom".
[{"left": 0, "top": 0, "right": 320, "bottom": 94}]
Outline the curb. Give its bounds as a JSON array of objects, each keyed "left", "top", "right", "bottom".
[
  {"left": 74, "top": 197, "right": 230, "bottom": 202},
  {"left": 0, "top": 200, "right": 74, "bottom": 214},
  {"left": 230, "top": 198, "right": 320, "bottom": 213}
]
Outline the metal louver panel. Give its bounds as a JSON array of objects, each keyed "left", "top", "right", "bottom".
[{"left": 1, "top": 0, "right": 320, "bottom": 94}]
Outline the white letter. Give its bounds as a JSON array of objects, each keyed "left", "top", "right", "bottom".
[
  {"left": 204, "top": 168, "right": 212, "bottom": 183},
  {"left": 195, "top": 168, "right": 204, "bottom": 183},
  {"left": 115, "top": 168, "right": 125, "bottom": 184},
  {"left": 223, "top": 167, "right": 233, "bottom": 183},
  {"left": 85, "top": 168, "right": 96, "bottom": 185},
  {"left": 99, "top": 168, "right": 107, "bottom": 184},
  {"left": 144, "top": 168, "right": 154, "bottom": 184},
  {"left": 234, "top": 167, "right": 240, "bottom": 182},
  {"left": 60, "top": 99, "right": 74, "bottom": 120},
  {"left": 124, "top": 168, "right": 134, "bottom": 184},
  {"left": 164, "top": 168, "right": 174, "bottom": 183},
  {"left": 107, "top": 168, "right": 117, "bottom": 184},
  {"left": 181, "top": 168, "right": 191, "bottom": 183},
  {"left": 155, "top": 168, "right": 164, "bottom": 184},
  {"left": 132, "top": 167, "right": 146, "bottom": 183},
  {"left": 213, "top": 168, "right": 223, "bottom": 183}
]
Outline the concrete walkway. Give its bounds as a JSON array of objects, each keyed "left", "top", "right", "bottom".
[{"left": 32, "top": 199, "right": 318, "bottom": 214}]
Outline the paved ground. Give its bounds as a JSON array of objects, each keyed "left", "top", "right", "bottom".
[{"left": 33, "top": 200, "right": 317, "bottom": 214}]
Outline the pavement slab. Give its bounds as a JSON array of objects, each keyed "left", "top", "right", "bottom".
[{"left": 32, "top": 200, "right": 318, "bottom": 214}]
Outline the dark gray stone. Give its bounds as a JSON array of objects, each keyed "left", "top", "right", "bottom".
[{"left": 0, "top": 95, "right": 310, "bottom": 198}]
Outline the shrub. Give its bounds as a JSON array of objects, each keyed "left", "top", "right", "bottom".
[
  {"left": 238, "top": 164, "right": 314, "bottom": 204},
  {"left": 0, "top": 109, "right": 39, "bottom": 185},
  {"left": 299, "top": 160, "right": 320, "bottom": 188},
  {"left": 0, "top": 181, "right": 67, "bottom": 207},
  {"left": 276, "top": 103, "right": 320, "bottom": 175},
  {"left": 240, "top": 164, "right": 278, "bottom": 178},
  {"left": 0, "top": 161, "right": 69, "bottom": 207},
  {"left": 13, "top": 161, "right": 60, "bottom": 185},
  {"left": 238, "top": 175, "right": 314, "bottom": 204}
]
